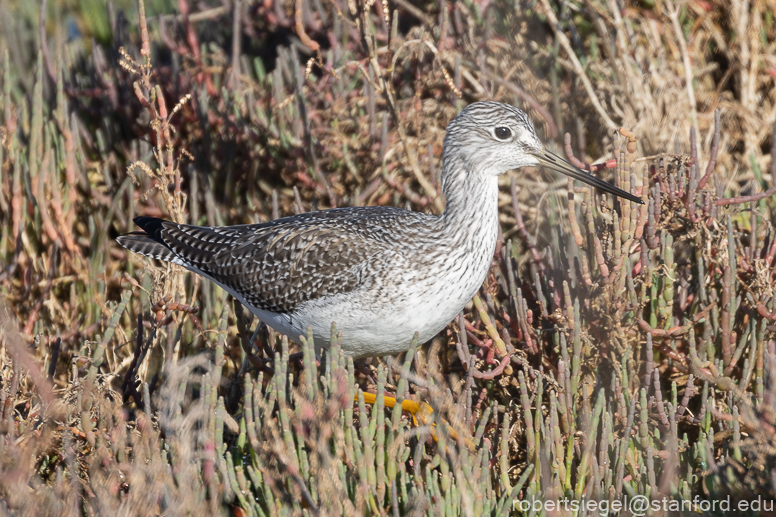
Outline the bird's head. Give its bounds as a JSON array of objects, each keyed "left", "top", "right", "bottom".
[{"left": 443, "top": 101, "right": 643, "bottom": 204}]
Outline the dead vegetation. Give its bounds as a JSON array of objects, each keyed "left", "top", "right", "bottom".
[{"left": 2, "top": 0, "right": 776, "bottom": 513}]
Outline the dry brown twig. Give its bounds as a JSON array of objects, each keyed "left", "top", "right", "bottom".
[
  {"left": 538, "top": 0, "right": 617, "bottom": 131},
  {"left": 665, "top": 0, "right": 701, "bottom": 163},
  {"left": 350, "top": 7, "right": 445, "bottom": 212}
]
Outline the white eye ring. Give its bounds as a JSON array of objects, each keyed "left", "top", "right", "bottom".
[{"left": 494, "top": 127, "right": 512, "bottom": 140}]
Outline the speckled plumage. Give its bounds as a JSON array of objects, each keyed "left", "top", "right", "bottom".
[
  {"left": 122, "top": 207, "right": 442, "bottom": 315},
  {"left": 118, "top": 101, "right": 637, "bottom": 357}
]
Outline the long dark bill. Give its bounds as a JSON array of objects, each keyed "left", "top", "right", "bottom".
[{"left": 531, "top": 149, "right": 644, "bottom": 205}]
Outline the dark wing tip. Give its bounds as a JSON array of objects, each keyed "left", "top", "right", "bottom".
[
  {"left": 133, "top": 216, "right": 168, "bottom": 236},
  {"left": 117, "top": 217, "right": 177, "bottom": 261}
]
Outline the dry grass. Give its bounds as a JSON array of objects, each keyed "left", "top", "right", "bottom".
[{"left": 1, "top": 0, "right": 776, "bottom": 514}]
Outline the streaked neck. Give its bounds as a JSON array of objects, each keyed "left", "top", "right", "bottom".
[{"left": 438, "top": 156, "right": 500, "bottom": 247}]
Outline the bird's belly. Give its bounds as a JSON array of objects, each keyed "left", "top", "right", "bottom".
[
  {"left": 288, "top": 297, "right": 456, "bottom": 358},
  {"left": 282, "top": 265, "right": 487, "bottom": 358}
]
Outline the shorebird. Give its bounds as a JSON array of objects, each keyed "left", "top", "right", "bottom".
[{"left": 118, "top": 101, "right": 642, "bottom": 358}]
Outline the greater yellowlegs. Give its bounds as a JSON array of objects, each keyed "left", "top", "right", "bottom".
[{"left": 118, "top": 101, "right": 641, "bottom": 358}]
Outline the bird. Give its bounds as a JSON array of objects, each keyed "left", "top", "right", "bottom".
[{"left": 117, "top": 101, "right": 642, "bottom": 358}]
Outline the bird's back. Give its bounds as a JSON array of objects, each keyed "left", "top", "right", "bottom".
[{"left": 117, "top": 206, "right": 435, "bottom": 314}]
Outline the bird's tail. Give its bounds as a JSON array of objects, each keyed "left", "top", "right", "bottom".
[{"left": 116, "top": 217, "right": 179, "bottom": 263}]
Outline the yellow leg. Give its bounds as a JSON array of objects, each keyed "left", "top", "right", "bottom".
[{"left": 357, "top": 392, "right": 475, "bottom": 450}]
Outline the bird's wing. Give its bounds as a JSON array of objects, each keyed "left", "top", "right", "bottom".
[{"left": 118, "top": 207, "right": 414, "bottom": 313}]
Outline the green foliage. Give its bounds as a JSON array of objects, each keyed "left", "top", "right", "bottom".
[{"left": 1, "top": 0, "right": 776, "bottom": 514}]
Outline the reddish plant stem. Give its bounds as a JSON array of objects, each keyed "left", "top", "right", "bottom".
[
  {"left": 178, "top": 0, "right": 217, "bottom": 95},
  {"left": 472, "top": 356, "right": 511, "bottom": 379},
  {"left": 716, "top": 184, "right": 776, "bottom": 206},
  {"left": 563, "top": 132, "right": 616, "bottom": 171},
  {"left": 767, "top": 237, "right": 776, "bottom": 267},
  {"left": 295, "top": 0, "right": 320, "bottom": 51},
  {"left": 756, "top": 302, "right": 776, "bottom": 321},
  {"left": 138, "top": 0, "right": 151, "bottom": 57},
  {"left": 721, "top": 265, "right": 732, "bottom": 368},
  {"left": 638, "top": 319, "right": 691, "bottom": 337}
]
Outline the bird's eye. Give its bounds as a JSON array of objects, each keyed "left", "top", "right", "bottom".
[{"left": 494, "top": 127, "right": 512, "bottom": 140}]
